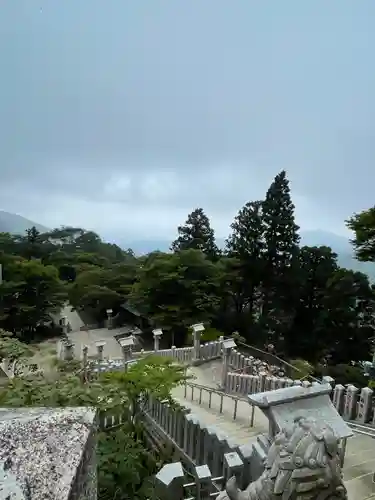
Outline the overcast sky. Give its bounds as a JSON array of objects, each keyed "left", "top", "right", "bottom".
[{"left": 1, "top": 1, "right": 375, "bottom": 243}]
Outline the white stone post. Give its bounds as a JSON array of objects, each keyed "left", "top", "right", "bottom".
[
  {"left": 191, "top": 323, "right": 205, "bottom": 361},
  {"left": 95, "top": 341, "right": 106, "bottom": 362},
  {"left": 61, "top": 316, "right": 68, "bottom": 335},
  {"left": 82, "top": 345, "right": 88, "bottom": 379},
  {"left": 221, "top": 338, "right": 237, "bottom": 390},
  {"left": 153, "top": 328, "right": 163, "bottom": 352},
  {"left": 64, "top": 342, "right": 74, "bottom": 361},
  {"left": 81, "top": 345, "right": 88, "bottom": 364},
  {"left": 356, "top": 387, "right": 373, "bottom": 424},
  {"left": 333, "top": 384, "right": 345, "bottom": 415},
  {"left": 106, "top": 309, "right": 113, "bottom": 330},
  {"left": 343, "top": 385, "right": 359, "bottom": 420},
  {"left": 119, "top": 336, "right": 135, "bottom": 367}
]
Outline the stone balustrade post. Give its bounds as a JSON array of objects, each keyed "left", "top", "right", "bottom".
[
  {"left": 221, "top": 338, "right": 237, "bottom": 390},
  {"left": 356, "top": 386, "right": 373, "bottom": 424},
  {"left": 155, "top": 462, "right": 185, "bottom": 500},
  {"left": 64, "top": 342, "right": 74, "bottom": 361},
  {"left": 81, "top": 345, "right": 88, "bottom": 378},
  {"left": 95, "top": 341, "right": 106, "bottom": 362},
  {"left": 81, "top": 345, "right": 88, "bottom": 364},
  {"left": 106, "top": 308, "right": 113, "bottom": 330},
  {"left": 153, "top": 328, "right": 163, "bottom": 352},
  {"left": 322, "top": 375, "right": 335, "bottom": 388},
  {"left": 332, "top": 384, "right": 345, "bottom": 415},
  {"left": 343, "top": 385, "right": 359, "bottom": 420},
  {"left": 191, "top": 323, "right": 205, "bottom": 361},
  {"left": 195, "top": 464, "right": 212, "bottom": 499},
  {"left": 119, "top": 336, "right": 135, "bottom": 368},
  {"left": 61, "top": 316, "right": 68, "bottom": 336}
]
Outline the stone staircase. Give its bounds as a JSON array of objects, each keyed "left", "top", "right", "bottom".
[{"left": 171, "top": 363, "right": 375, "bottom": 499}]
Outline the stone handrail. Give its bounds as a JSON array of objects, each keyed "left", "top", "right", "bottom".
[
  {"left": 141, "top": 394, "right": 254, "bottom": 477},
  {"left": 223, "top": 371, "right": 375, "bottom": 428},
  {"left": 184, "top": 381, "right": 256, "bottom": 426}
]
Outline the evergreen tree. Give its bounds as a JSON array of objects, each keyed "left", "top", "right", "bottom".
[
  {"left": 286, "top": 245, "right": 339, "bottom": 360},
  {"left": 225, "top": 201, "right": 265, "bottom": 334},
  {"left": 171, "top": 208, "right": 219, "bottom": 259},
  {"left": 260, "top": 171, "right": 300, "bottom": 344},
  {"left": 346, "top": 206, "right": 375, "bottom": 262}
]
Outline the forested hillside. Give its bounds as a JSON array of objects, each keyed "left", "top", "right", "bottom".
[
  {"left": 1, "top": 170, "right": 375, "bottom": 498},
  {"left": 0, "top": 170, "right": 374, "bottom": 373}
]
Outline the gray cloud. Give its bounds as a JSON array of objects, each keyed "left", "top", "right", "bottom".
[{"left": 1, "top": 0, "right": 375, "bottom": 241}]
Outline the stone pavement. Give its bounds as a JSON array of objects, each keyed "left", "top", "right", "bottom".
[{"left": 171, "top": 362, "right": 375, "bottom": 500}]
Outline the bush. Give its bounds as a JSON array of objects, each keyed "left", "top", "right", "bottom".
[
  {"left": 186, "top": 326, "right": 224, "bottom": 345},
  {"left": 315, "top": 363, "right": 369, "bottom": 388},
  {"left": 289, "top": 359, "right": 314, "bottom": 380}
]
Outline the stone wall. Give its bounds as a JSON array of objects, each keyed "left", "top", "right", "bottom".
[{"left": 0, "top": 407, "right": 97, "bottom": 500}]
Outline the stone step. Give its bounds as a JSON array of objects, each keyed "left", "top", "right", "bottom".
[
  {"left": 344, "top": 459, "right": 375, "bottom": 481},
  {"left": 173, "top": 395, "right": 261, "bottom": 445},
  {"left": 346, "top": 472, "right": 375, "bottom": 500},
  {"left": 176, "top": 364, "right": 375, "bottom": 499},
  {"left": 344, "top": 449, "right": 375, "bottom": 468}
]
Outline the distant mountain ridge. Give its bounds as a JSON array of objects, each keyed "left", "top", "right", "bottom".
[
  {"left": 0, "top": 210, "right": 373, "bottom": 281},
  {"left": 0, "top": 211, "right": 49, "bottom": 234}
]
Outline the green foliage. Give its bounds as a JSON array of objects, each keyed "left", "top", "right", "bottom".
[
  {"left": 289, "top": 359, "right": 314, "bottom": 380},
  {"left": 346, "top": 206, "right": 375, "bottom": 262},
  {"left": 0, "top": 349, "right": 185, "bottom": 500},
  {"left": 171, "top": 208, "right": 219, "bottom": 260},
  {"left": 315, "top": 363, "right": 369, "bottom": 388},
  {"left": 130, "top": 249, "right": 222, "bottom": 345},
  {"left": 97, "top": 427, "right": 157, "bottom": 500},
  {"left": 0, "top": 329, "right": 34, "bottom": 361},
  {"left": 0, "top": 258, "right": 66, "bottom": 340}
]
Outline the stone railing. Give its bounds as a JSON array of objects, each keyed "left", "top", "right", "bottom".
[
  {"left": 155, "top": 384, "right": 353, "bottom": 500},
  {"left": 57, "top": 335, "right": 223, "bottom": 370},
  {"left": 223, "top": 370, "right": 375, "bottom": 428},
  {"left": 141, "top": 389, "right": 255, "bottom": 476},
  {"left": 134, "top": 346, "right": 195, "bottom": 363},
  {"left": 332, "top": 383, "right": 375, "bottom": 427},
  {"left": 134, "top": 340, "right": 222, "bottom": 364},
  {"left": 223, "top": 371, "right": 311, "bottom": 396},
  {"left": 155, "top": 451, "right": 248, "bottom": 499}
]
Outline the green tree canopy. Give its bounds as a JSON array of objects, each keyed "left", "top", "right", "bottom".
[
  {"left": 130, "top": 249, "right": 221, "bottom": 345},
  {"left": 171, "top": 208, "right": 219, "bottom": 260},
  {"left": 347, "top": 206, "right": 375, "bottom": 262}
]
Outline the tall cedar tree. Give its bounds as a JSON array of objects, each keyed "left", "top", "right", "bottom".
[
  {"left": 261, "top": 171, "right": 300, "bottom": 345},
  {"left": 171, "top": 208, "right": 219, "bottom": 260},
  {"left": 286, "top": 246, "right": 339, "bottom": 360},
  {"left": 225, "top": 201, "right": 265, "bottom": 333},
  {"left": 346, "top": 206, "right": 375, "bottom": 262}
]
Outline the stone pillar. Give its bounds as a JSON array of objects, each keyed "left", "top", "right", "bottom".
[
  {"left": 191, "top": 323, "right": 205, "bottom": 360},
  {"left": 106, "top": 309, "right": 113, "bottom": 330},
  {"left": 64, "top": 342, "right": 74, "bottom": 361},
  {"left": 221, "top": 338, "right": 237, "bottom": 390},
  {"left": 82, "top": 345, "right": 88, "bottom": 379},
  {"left": 153, "top": 328, "right": 163, "bottom": 352},
  {"left": 61, "top": 316, "right": 68, "bottom": 336},
  {"left": 332, "top": 384, "right": 345, "bottom": 415},
  {"left": 95, "top": 341, "right": 106, "bottom": 362},
  {"left": 343, "top": 385, "right": 359, "bottom": 421},
  {"left": 81, "top": 345, "right": 88, "bottom": 364},
  {"left": 356, "top": 386, "right": 373, "bottom": 424},
  {"left": 119, "top": 336, "right": 135, "bottom": 368}
]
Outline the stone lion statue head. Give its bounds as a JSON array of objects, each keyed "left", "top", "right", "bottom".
[{"left": 221, "top": 415, "right": 348, "bottom": 500}]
